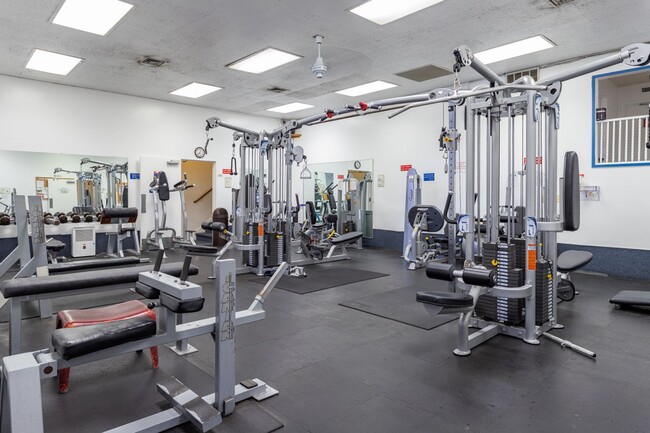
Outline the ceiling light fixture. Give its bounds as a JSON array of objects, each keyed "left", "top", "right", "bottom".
[
  {"left": 170, "top": 82, "right": 222, "bottom": 98},
  {"left": 474, "top": 36, "right": 556, "bottom": 65},
  {"left": 267, "top": 102, "right": 314, "bottom": 114},
  {"left": 312, "top": 35, "right": 327, "bottom": 79},
  {"left": 52, "top": 0, "right": 134, "bottom": 36},
  {"left": 349, "top": 0, "right": 445, "bottom": 25},
  {"left": 335, "top": 80, "right": 397, "bottom": 97},
  {"left": 25, "top": 49, "right": 83, "bottom": 75},
  {"left": 228, "top": 48, "right": 301, "bottom": 74}
]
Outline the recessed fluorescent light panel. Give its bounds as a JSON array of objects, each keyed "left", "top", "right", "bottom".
[
  {"left": 267, "top": 102, "right": 314, "bottom": 114},
  {"left": 335, "top": 80, "right": 397, "bottom": 97},
  {"left": 25, "top": 49, "right": 82, "bottom": 75},
  {"left": 228, "top": 48, "right": 301, "bottom": 74},
  {"left": 350, "top": 0, "right": 444, "bottom": 25},
  {"left": 170, "top": 82, "right": 222, "bottom": 98},
  {"left": 53, "top": 0, "right": 133, "bottom": 36},
  {"left": 474, "top": 36, "right": 556, "bottom": 64}
]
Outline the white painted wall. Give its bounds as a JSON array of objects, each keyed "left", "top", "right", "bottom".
[
  {"left": 1, "top": 52, "right": 649, "bottom": 251},
  {"left": 0, "top": 75, "right": 279, "bottom": 241},
  {"left": 295, "top": 56, "right": 650, "bottom": 251}
]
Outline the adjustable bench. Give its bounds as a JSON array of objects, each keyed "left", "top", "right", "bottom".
[
  {"left": 54, "top": 302, "right": 158, "bottom": 393},
  {"left": 0, "top": 262, "right": 198, "bottom": 354},
  {"left": 557, "top": 250, "right": 593, "bottom": 301}
]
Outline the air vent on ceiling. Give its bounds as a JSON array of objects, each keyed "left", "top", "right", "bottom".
[
  {"left": 642, "top": 87, "right": 650, "bottom": 93},
  {"left": 549, "top": 0, "right": 575, "bottom": 6},
  {"left": 395, "top": 64, "right": 452, "bottom": 82},
  {"left": 506, "top": 68, "right": 540, "bottom": 83},
  {"left": 266, "top": 86, "right": 289, "bottom": 93},
  {"left": 137, "top": 56, "right": 168, "bottom": 67}
]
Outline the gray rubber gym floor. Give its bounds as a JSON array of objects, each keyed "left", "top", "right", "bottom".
[{"left": 2, "top": 247, "right": 650, "bottom": 432}]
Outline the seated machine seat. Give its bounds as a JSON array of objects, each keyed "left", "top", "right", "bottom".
[
  {"left": 46, "top": 239, "right": 66, "bottom": 252},
  {"left": 56, "top": 299, "right": 153, "bottom": 328},
  {"left": 52, "top": 316, "right": 156, "bottom": 360},
  {"left": 331, "top": 231, "right": 363, "bottom": 245},
  {"left": 416, "top": 291, "right": 474, "bottom": 308},
  {"left": 312, "top": 222, "right": 327, "bottom": 229},
  {"left": 182, "top": 244, "right": 221, "bottom": 255},
  {"left": 609, "top": 290, "right": 650, "bottom": 307},
  {"left": 557, "top": 250, "right": 593, "bottom": 272}
]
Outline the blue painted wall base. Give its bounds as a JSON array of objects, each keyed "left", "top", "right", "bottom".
[{"left": 363, "top": 229, "right": 650, "bottom": 281}]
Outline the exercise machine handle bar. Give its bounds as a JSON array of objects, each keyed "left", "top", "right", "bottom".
[{"left": 426, "top": 262, "right": 496, "bottom": 288}]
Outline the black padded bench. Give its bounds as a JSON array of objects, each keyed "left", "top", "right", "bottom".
[
  {"left": 331, "top": 231, "right": 363, "bottom": 245},
  {"left": 557, "top": 250, "right": 593, "bottom": 301},
  {"left": 557, "top": 250, "right": 593, "bottom": 273},
  {"left": 610, "top": 290, "right": 650, "bottom": 309},
  {"left": 47, "top": 256, "right": 142, "bottom": 274},
  {"left": 1, "top": 262, "right": 198, "bottom": 354},
  {"left": 52, "top": 316, "right": 156, "bottom": 361},
  {"left": 416, "top": 291, "right": 474, "bottom": 308}
]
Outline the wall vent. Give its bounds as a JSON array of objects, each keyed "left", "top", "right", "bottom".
[
  {"left": 137, "top": 56, "right": 168, "bottom": 67},
  {"left": 506, "top": 68, "right": 539, "bottom": 83},
  {"left": 549, "top": 0, "right": 575, "bottom": 6},
  {"left": 641, "top": 87, "right": 650, "bottom": 93},
  {"left": 266, "top": 86, "right": 289, "bottom": 93}
]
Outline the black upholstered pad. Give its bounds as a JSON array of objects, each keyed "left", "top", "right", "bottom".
[
  {"left": 609, "top": 290, "right": 650, "bottom": 306},
  {"left": 52, "top": 316, "right": 156, "bottom": 360},
  {"left": 100, "top": 207, "right": 138, "bottom": 223},
  {"left": 182, "top": 244, "right": 221, "bottom": 254},
  {"left": 48, "top": 257, "right": 141, "bottom": 274},
  {"left": 46, "top": 239, "right": 66, "bottom": 251},
  {"left": 557, "top": 250, "right": 593, "bottom": 272},
  {"left": 1, "top": 263, "right": 198, "bottom": 298},
  {"left": 416, "top": 291, "right": 474, "bottom": 308},
  {"left": 331, "top": 231, "right": 363, "bottom": 245}
]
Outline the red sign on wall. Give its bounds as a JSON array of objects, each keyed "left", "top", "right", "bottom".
[
  {"left": 222, "top": 168, "right": 232, "bottom": 175},
  {"left": 337, "top": 174, "right": 345, "bottom": 180},
  {"left": 400, "top": 164, "right": 412, "bottom": 171}
]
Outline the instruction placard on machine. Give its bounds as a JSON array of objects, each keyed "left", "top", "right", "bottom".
[{"left": 423, "top": 173, "right": 435, "bottom": 181}]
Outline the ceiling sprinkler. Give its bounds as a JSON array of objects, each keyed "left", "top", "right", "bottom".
[{"left": 312, "top": 35, "right": 327, "bottom": 79}]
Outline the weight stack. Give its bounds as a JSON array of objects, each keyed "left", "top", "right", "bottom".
[
  {"left": 266, "top": 232, "right": 284, "bottom": 267},
  {"left": 512, "top": 238, "right": 526, "bottom": 271},
  {"left": 482, "top": 242, "right": 524, "bottom": 287},
  {"left": 535, "top": 260, "right": 554, "bottom": 325},
  {"left": 475, "top": 295, "right": 525, "bottom": 325},
  {"left": 475, "top": 242, "right": 525, "bottom": 325},
  {"left": 243, "top": 223, "right": 259, "bottom": 268}
]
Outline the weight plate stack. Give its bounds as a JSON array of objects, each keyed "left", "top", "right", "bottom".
[{"left": 535, "top": 260, "right": 554, "bottom": 325}]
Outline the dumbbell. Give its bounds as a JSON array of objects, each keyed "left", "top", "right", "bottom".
[
  {"left": 426, "top": 262, "right": 496, "bottom": 287},
  {"left": 82, "top": 212, "right": 97, "bottom": 222},
  {"left": 67, "top": 212, "right": 82, "bottom": 223},
  {"left": 54, "top": 212, "right": 69, "bottom": 223},
  {"left": 0, "top": 213, "right": 10, "bottom": 226},
  {"left": 44, "top": 215, "right": 61, "bottom": 226}
]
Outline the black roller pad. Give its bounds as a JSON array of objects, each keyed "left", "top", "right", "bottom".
[
  {"left": 47, "top": 256, "right": 141, "bottom": 274},
  {"left": 1, "top": 262, "right": 199, "bottom": 298}
]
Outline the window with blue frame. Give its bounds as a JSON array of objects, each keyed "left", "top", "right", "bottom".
[{"left": 592, "top": 66, "right": 650, "bottom": 167}]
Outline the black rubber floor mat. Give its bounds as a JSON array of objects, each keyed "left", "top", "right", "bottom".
[
  {"left": 249, "top": 266, "right": 388, "bottom": 294},
  {"left": 340, "top": 285, "right": 457, "bottom": 330}
]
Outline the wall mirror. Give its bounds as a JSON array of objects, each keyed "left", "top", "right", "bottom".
[
  {"left": 302, "top": 159, "right": 374, "bottom": 238},
  {"left": 593, "top": 66, "right": 650, "bottom": 167}
]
